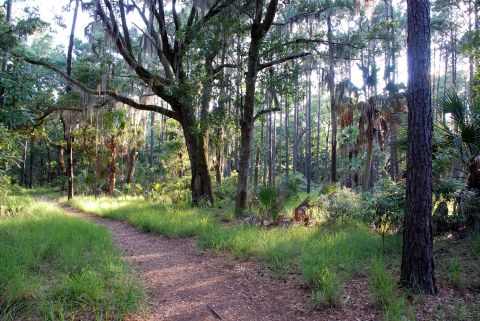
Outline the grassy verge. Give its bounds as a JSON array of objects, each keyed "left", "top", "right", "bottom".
[
  {"left": 69, "top": 195, "right": 400, "bottom": 309},
  {"left": 0, "top": 194, "right": 144, "bottom": 320}
]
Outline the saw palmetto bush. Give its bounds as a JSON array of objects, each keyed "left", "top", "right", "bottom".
[{"left": 438, "top": 91, "right": 480, "bottom": 174}]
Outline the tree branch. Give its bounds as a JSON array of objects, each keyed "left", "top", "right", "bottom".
[
  {"left": 253, "top": 107, "right": 280, "bottom": 121},
  {"left": 259, "top": 52, "right": 311, "bottom": 70},
  {"left": 22, "top": 57, "right": 179, "bottom": 120}
]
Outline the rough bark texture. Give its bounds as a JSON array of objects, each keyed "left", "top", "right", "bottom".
[
  {"left": 182, "top": 121, "right": 213, "bottom": 204},
  {"left": 400, "top": 0, "right": 437, "bottom": 295}
]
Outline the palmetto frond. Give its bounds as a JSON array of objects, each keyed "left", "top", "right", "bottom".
[
  {"left": 439, "top": 90, "right": 466, "bottom": 125},
  {"left": 437, "top": 90, "right": 480, "bottom": 165}
]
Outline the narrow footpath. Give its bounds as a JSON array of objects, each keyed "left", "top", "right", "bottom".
[{"left": 59, "top": 203, "right": 380, "bottom": 321}]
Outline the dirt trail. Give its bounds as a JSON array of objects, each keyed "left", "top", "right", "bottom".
[{"left": 59, "top": 204, "right": 380, "bottom": 321}]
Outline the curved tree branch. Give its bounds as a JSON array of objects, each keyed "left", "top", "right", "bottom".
[{"left": 22, "top": 57, "right": 179, "bottom": 120}]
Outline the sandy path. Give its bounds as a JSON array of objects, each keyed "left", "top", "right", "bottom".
[{"left": 59, "top": 203, "right": 381, "bottom": 321}]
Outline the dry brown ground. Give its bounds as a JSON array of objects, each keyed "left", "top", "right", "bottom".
[{"left": 59, "top": 204, "right": 383, "bottom": 321}]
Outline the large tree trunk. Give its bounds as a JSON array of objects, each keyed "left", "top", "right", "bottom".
[
  {"left": 400, "top": 0, "right": 437, "bottom": 295},
  {"left": 182, "top": 123, "right": 213, "bottom": 204}
]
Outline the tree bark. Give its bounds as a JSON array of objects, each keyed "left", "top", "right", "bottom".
[
  {"left": 149, "top": 111, "right": 155, "bottom": 168},
  {"left": 182, "top": 121, "right": 213, "bottom": 204},
  {"left": 327, "top": 9, "right": 337, "bottom": 183},
  {"left": 306, "top": 71, "right": 312, "bottom": 193},
  {"left": 400, "top": 0, "right": 437, "bottom": 295},
  {"left": 285, "top": 95, "right": 290, "bottom": 178},
  {"left": 107, "top": 135, "right": 117, "bottom": 197},
  {"left": 66, "top": 134, "right": 74, "bottom": 199},
  {"left": 126, "top": 147, "right": 136, "bottom": 184},
  {"left": 28, "top": 137, "right": 34, "bottom": 189},
  {"left": 21, "top": 138, "right": 28, "bottom": 188}
]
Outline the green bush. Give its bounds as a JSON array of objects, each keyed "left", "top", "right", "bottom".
[{"left": 321, "top": 187, "right": 363, "bottom": 224}]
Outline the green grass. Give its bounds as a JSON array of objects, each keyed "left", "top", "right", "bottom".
[
  {"left": 0, "top": 195, "right": 144, "bottom": 320},
  {"left": 69, "top": 195, "right": 400, "bottom": 310},
  {"left": 369, "top": 257, "right": 410, "bottom": 321}
]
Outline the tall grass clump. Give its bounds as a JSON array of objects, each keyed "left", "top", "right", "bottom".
[
  {"left": 369, "top": 257, "right": 409, "bottom": 321},
  {"left": 0, "top": 195, "right": 144, "bottom": 320}
]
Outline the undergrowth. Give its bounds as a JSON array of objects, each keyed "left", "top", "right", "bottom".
[{"left": 0, "top": 194, "right": 144, "bottom": 320}]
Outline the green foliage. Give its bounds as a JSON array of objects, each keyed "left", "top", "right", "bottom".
[
  {"left": 369, "top": 257, "right": 408, "bottom": 321},
  {"left": 444, "top": 256, "right": 462, "bottom": 289},
  {"left": 0, "top": 195, "right": 144, "bottom": 320},
  {"left": 364, "top": 179, "right": 404, "bottom": 247},
  {"left": 320, "top": 187, "right": 363, "bottom": 224},
  {"left": 437, "top": 91, "right": 480, "bottom": 164}
]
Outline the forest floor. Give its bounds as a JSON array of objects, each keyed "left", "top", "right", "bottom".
[{"left": 58, "top": 203, "right": 384, "bottom": 321}]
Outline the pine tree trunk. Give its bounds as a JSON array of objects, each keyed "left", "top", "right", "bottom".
[
  {"left": 400, "top": 0, "right": 437, "bottom": 295},
  {"left": 327, "top": 9, "right": 337, "bottom": 183},
  {"left": 306, "top": 72, "right": 312, "bottom": 193},
  {"left": 285, "top": 96, "right": 290, "bottom": 178},
  {"left": 293, "top": 87, "right": 299, "bottom": 174}
]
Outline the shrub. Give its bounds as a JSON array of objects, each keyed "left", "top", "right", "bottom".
[
  {"left": 321, "top": 187, "right": 363, "bottom": 224},
  {"left": 363, "top": 179, "right": 405, "bottom": 249}
]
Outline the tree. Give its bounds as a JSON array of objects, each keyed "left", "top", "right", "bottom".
[
  {"left": 14, "top": 0, "right": 239, "bottom": 204},
  {"left": 399, "top": 0, "right": 437, "bottom": 294},
  {"left": 235, "top": 0, "right": 310, "bottom": 214}
]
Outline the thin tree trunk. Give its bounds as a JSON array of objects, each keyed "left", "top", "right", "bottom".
[
  {"left": 285, "top": 96, "right": 290, "bottom": 178},
  {"left": 126, "top": 147, "right": 136, "bottom": 184},
  {"left": 149, "top": 111, "right": 155, "bottom": 168},
  {"left": 29, "top": 137, "right": 35, "bottom": 189},
  {"left": 254, "top": 121, "right": 264, "bottom": 188},
  {"left": 293, "top": 86, "right": 299, "bottom": 174},
  {"left": 66, "top": 134, "right": 74, "bottom": 199},
  {"left": 315, "top": 70, "right": 323, "bottom": 184},
  {"left": 107, "top": 135, "right": 117, "bottom": 197},
  {"left": 327, "top": 9, "right": 337, "bottom": 183},
  {"left": 400, "top": 0, "right": 437, "bottom": 294},
  {"left": 306, "top": 72, "right": 312, "bottom": 193},
  {"left": 21, "top": 138, "right": 28, "bottom": 188},
  {"left": 1, "top": 0, "right": 12, "bottom": 73}
]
